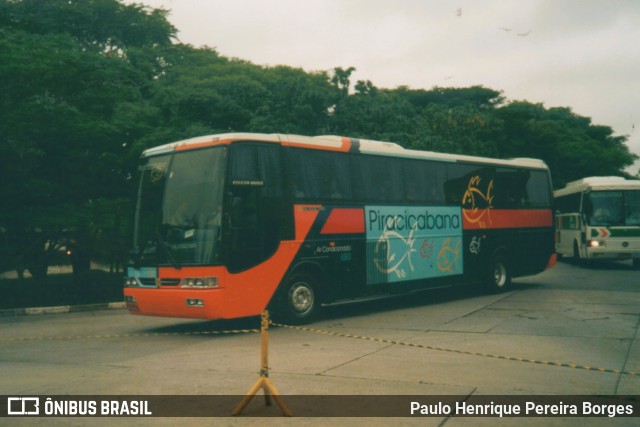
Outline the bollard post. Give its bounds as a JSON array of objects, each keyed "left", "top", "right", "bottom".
[{"left": 232, "top": 310, "right": 292, "bottom": 416}]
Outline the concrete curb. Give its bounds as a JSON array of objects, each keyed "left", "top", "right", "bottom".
[{"left": 0, "top": 301, "right": 126, "bottom": 317}]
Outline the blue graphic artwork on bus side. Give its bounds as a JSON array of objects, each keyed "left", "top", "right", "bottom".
[{"left": 365, "top": 206, "right": 463, "bottom": 285}]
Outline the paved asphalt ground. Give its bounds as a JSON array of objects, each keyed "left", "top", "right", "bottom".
[{"left": 0, "top": 259, "right": 639, "bottom": 426}]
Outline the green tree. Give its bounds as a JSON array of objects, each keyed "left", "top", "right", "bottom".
[
  {"left": 329, "top": 84, "right": 504, "bottom": 156},
  {"left": 146, "top": 45, "right": 339, "bottom": 138},
  {"left": 394, "top": 85, "right": 504, "bottom": 109},
  {"left": 0, "top": 0, "right": 175, "bottom": 278},
  {"left": 409, "top": 103, "right": 504, "bottom": 157},
  {"left": 330, "top": 66, "right": 356, "bottom": 96},
  {"left": 0, "top": 0, "right": 175, "bottom": 53},
  {"left": 329, "top": 82, "right": 415, "bottom": 143},
  {"left": 391, "top": 85, "right": 504, "bottom": 156},
  {"left": 497, "top": 102, "right": 636, "bottom": 187},
  {"left": 249, "top": 65, "right": 339, "bottom": 134}
]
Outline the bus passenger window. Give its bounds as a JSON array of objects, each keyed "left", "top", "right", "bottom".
[
  {"left": 286, "top": 148, "right": 352, "bottom": 201},
  {"left": 403, "top": 160, "right": 447, "bottom": 204},
  {"left": 352, "top": 155, "right": 403, "bottom": 202}
]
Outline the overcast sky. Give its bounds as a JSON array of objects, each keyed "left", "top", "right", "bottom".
[{"left": 130, "top": 0, "right": 640, "bottom": 174}]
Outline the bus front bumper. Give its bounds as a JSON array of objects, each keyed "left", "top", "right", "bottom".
[
  {"left": 586, "top": 248, "right": 640, "bottom": 261},
  {"left": 124, "top": 287, "right": 227, "bottom": 320}
]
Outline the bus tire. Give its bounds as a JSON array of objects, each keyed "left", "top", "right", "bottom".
[
  {"left": 573, "top": 241, "right": 591, "bottom": 267},
  {"left": 486, "top": 251, "right": 511, "bottom": 293},
  {"left": 279, "top": 274, "right": 320, "bottom": 325},
  {"left": 573, "top": 241, "right": 582, "bottom": 262}
]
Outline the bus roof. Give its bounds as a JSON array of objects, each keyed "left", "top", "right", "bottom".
[
  {"left": 142, "top": 132, "right": 549, "bottom": 170},
  {"left": 554, "top": 176, "right": 640, "bottom": 197}
]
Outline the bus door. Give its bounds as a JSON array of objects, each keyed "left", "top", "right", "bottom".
[{"left": 225, "top": 143, "right": 284, "bottom": 273}]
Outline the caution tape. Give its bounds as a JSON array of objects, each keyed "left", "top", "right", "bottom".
[
  {"left": 271, "top": 322, "right": 639, "bottom": 377},
  {"left": 3, "top": 319, "right": 636, "bottom": 378},
  {"left": 0, "top": 329, "right": 259, "bottom": 342}
]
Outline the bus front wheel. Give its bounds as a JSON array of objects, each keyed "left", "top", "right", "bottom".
[
  {"left": 279, "top": 274, "right": 320, "bottom": 325},
  {"left": 573, "top": 241, "right": 581, "bottom": 261},
  {"left": 486, "top": 252, "right": 511, "bottom": 293}
]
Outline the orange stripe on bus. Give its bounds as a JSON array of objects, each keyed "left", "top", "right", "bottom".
[
  {"left": 139, "top": 205, "right": 320, "bottom": 320},
  {"left": 320, "top": 208, "right": 365, "bottom": 235},
  {"left": 463, "top": 209, "right": 553, "bottom": 230},
  {"left": 280, "top": 138, "right": 352, "bottom": 152},
  {"left": 220, "top": 204, "right": 321, "bottom": 319},
  {"left": 174, "top": 139, "right": 232, "bottom": 151}
]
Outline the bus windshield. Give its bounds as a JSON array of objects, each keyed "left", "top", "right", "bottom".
[
  {"left": 133, "top": 147, "right": 227, "bottom": 266},
  {"left": 587, "top": 191, "right": 640, "bottom": 226}
]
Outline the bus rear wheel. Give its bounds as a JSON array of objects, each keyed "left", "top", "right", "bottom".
[
  {"left": 486, "top": 252, "right": 511, "bottom": 293},
  {"left": 279, "top": 274, "right": 320, "bottom": 325}
]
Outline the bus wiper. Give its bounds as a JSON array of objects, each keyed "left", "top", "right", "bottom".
[{"left": 156, "top": 227, "right": 182, "bottom": 270}]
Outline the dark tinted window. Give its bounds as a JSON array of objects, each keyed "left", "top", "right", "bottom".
[
  {"left": 286, "top": 148, "right": 352, "bottom": 200},
  {"left": 525, "top": 170, "right": 552, "bottom": 208},
  {"left": 230, "top": 143, "right": 281, "bottom": 197},
  {"left": 352, "top": 155, "right": 404, "bottom": 202},
  {"left": 493, "top": 168, "right": 527, "bottom": 208},
  {"left": 227, "top": 142, "right": 283, "bottom": 272},
  {"left": 446, "top": 163, "right": 551, "bottom": 209},
  {"left": 285, "top": 147, "right": 552, "bottom": 210},
  {"left": 445, "top": 163, "right": 480, "bottom": 206},
  {"left": 493, "top": 168, "right": 551, "bottom": 209},
  {"left": 403, "top": 159, "right": 447, "bottom": 204},
  {"left": 555, "top": 193, "right": 582, "bottom": 213}
]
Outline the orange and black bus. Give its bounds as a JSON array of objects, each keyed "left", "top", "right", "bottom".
[{"left": 124, "top": 133, "right": 556, "bottom": 323}]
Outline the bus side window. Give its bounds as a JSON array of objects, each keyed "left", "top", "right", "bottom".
[
  {"left": 286, "top": 148, "right": 352, "bottom": 201},
  {"left": 352, "top": 155, "right": 404, "bottom": 203},
  {"left": 227, "top": 143, "right": 283, "bottom": 272},
  {"left": 444, "top": 163, "right": 480, "bottom": 206},
  {"left": 494, "top": 168, "right": 526, "bottom": 208},
  {"left": 403, "top": 159, "right": 446, "bottom": 205},
  {"left": 525, "top": 171, "right": 552, "bottom": 208}
]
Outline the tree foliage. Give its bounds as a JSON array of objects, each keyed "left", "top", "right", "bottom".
[
  {"left": 496, "top": 102, "right": 636, "bottom": 186},
  {"left": 0, "top": 0, "right": 174, "bottom": 277},
  {"left": 0, "top": 0, "right": 637, "bottom": 278}
]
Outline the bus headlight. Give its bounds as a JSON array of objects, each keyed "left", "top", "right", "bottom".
[
  {"left": 180, "top": 277, "right": 218, "bottom": 289},
  {"left": 588, "top": 240, "right": 605, "bottom": 248},
  {"left": 124, "top": 277, "right": 139, "bottom": 287},
  {"left": 186, "top": 298, "right": 204, "bottom": 307}
]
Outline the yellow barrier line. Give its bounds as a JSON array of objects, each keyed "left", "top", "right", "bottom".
[
  {"left": 0, "top": 329, "right": 259, "bottom": 342},
  {"left": 5, "top": 319, "right": 636, "bottom": 378},
  {"left": 272, "top": 322, "right": 638, "bottom": 377}
]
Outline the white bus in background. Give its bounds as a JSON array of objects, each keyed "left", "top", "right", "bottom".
[{"left": 554, "top": 176, "right": 640, "bottom": 268}]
